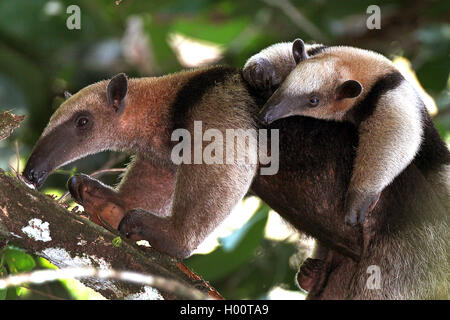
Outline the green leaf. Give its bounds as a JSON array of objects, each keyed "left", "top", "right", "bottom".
[
  {"left": 3, "top": 247, "right": 36, "bottom": 274},
  {"left": 185, "top": 204, "right": 270, "bottom": 281},
  {"left": 220, "top": 204, "right": 268, "bottom": 251},
  {"left": 70, "top": 166, "right": 78, "bottom": 176},
  {"left": 169, "top": 17, "right": 249, "bottom": 45},
  {"left": 15, "top": 287, "right": 22, "bottom": 297},
  {"left": 0, "top": 266, "right": 7, "bottom": 300},
  {"left": 112, "top": 237, "right": 122, "bottom": 247}
]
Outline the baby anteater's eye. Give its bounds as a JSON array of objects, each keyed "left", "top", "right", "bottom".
[{"left": 309, "top": 96, "right": 320, "bottom": 107}]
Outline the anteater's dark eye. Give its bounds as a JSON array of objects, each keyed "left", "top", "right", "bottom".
[
  {"left": 76, "top": 117, "right": 89, "bottom": 127},
  {"left": 309, "top": 96, "right": 319, "bottom": 107}
]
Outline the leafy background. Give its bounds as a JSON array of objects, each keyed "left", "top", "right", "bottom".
[{"left": 0, "top": 0, "right": 448, "bottom": 299}]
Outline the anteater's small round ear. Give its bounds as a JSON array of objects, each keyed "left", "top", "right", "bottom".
[
  {"left": 336, "top": 80, "right": 363, "bottom": 100},
  {"left": 107, "top": 73, "right": 128, "bottom": 112},
  {"left": 292, "top": 39, "right": 308, "bottom": 65}
]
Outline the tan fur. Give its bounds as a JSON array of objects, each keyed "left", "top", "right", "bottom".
[
  {"left": 26, "top": 58, "right": 449, "bottom": 299},
  {"left": 281, "top": 47, "right": 398, "bottom": 120},
  {"left": 245, "top": 42, "right": 449, "bottom": 299},
  {"left": 351, "top": 81, "right": 423, "bottom": 194},
  {"left": 270, "top": 46, "right": 425, "bottom": 199},
  {"left": 117, "top": 155, "right": 176, "bottom": 217},
  {"left": 244, "top": 41, "right": 324, "bottom": 89},
  {"left": 43, "top": 69, "right": 212, "bottom": 166},
  {"left": 37, "top": 67, "right": 261, "bottom": 259}
]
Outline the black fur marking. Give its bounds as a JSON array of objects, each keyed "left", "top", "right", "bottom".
[
  {"left": 349, "top": 72, "right": 404, "bottom": 125},
  {"left": 307, "top": 46, "right": 328, "bottom": 57},
  {"left": 170, "top": 66, "right": 237, "bottom": 134},
  {"left": 415, "top": 107, "right": 450, "bottom": 173}
]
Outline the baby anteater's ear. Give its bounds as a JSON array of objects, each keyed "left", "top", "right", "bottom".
[
  {"left": 107, "top": 73, "right": 128, "bottom": 112},
  {"left": 292, "top": 39, "right": 309, "bottom": 64}
]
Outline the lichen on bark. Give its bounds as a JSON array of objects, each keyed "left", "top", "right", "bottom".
[{"left": 0, "top": 111, "right": 25, "bottom": 141}]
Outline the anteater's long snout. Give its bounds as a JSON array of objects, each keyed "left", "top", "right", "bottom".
[
  {"left": 22, "top": 151, "right": 51, "bottom": 188},
  {"left": 22, "top": 128, "right": 65, "bottom": 188},
  {"left": 259, "top": 91, "right": 296, "bottom": 125}
]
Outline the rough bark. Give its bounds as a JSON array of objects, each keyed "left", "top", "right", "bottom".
[
  {"left": 0, "top": 111, "right": 24, "bottom": 141},
  {"left": 0, "top": 171, "right": 222, "bottom": 300}
]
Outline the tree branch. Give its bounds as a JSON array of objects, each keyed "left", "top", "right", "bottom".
[
  {"left": 0, "top": 171, "right": 222, "bottom": 300},
  {"left": 0, "top": 267, "right": 208, "bottom": 300}
]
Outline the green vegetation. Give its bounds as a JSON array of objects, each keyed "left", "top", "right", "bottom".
[{"left": 0, "top": 0, "right": 448, "bottom": 299}]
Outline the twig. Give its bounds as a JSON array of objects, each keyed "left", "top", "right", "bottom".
[
  {"left": 91, "top": 168, "right": 126, "bottom": 178},
  {"left": 20, "top": 285, "right": 67, "bottom": 300},
  {"left": 57, "top": 168, "right": 126, "bottom": 204},
  {"left": 0, "top": 267, "right": 209, "bottom": 300},
  {"left": 14, "top": 140, "right": 20, "bottom": 174},
  {"left": 56, "top": 191, "right": 71, "bottom": 204},
  {"left": 98, "top": 153, "right": 128, "bottom": 172}
]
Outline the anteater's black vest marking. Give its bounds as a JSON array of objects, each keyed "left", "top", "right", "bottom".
[
  {"left": 350, "top": 72, "right": 404, "bottom": 125},
  {"left": 307, "top": 45, "right": 328, "bottom": 57},
  {"left": 415, "top": 108, "right": 450, "bottom": 173},
  {"left": 346, "top": 71, "right": 449, "bottom": 172},
  {"left": 170, "top": 66, "right": 237, "bottom": 135}
]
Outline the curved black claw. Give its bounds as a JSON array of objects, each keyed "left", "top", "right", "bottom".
[
  {"left": 67, "top": 173, "right": 112, "bottom": 205},
  {"left": 67, "top": 174, "right": 88, "bottom": 204}
]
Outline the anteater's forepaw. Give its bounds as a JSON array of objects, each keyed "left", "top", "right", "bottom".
[
  {"left": 344, "top": 191, "right": 380, "bottom": 226},
  {"left": 118, "top": 209, "right": 149, "bottom": 241},
  {"left": 243, "top": 57, "right": 275, "bottom": 92},
  {"left": 295, "top": 258, "right": 325, "bottom": 292},
  {"left": 67, "top": 174, "right": 125, "bottom": 228}
]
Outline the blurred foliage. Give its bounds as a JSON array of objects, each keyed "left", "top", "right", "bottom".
[
  {"left": 185, "top": 204, "right": 300, "bottom": 299},
  {"left": 0, "top": 246, "right": 96, "bottom": 300},
  {"left": 0, "top": 0, "right": 448, "bottom": 299}
]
